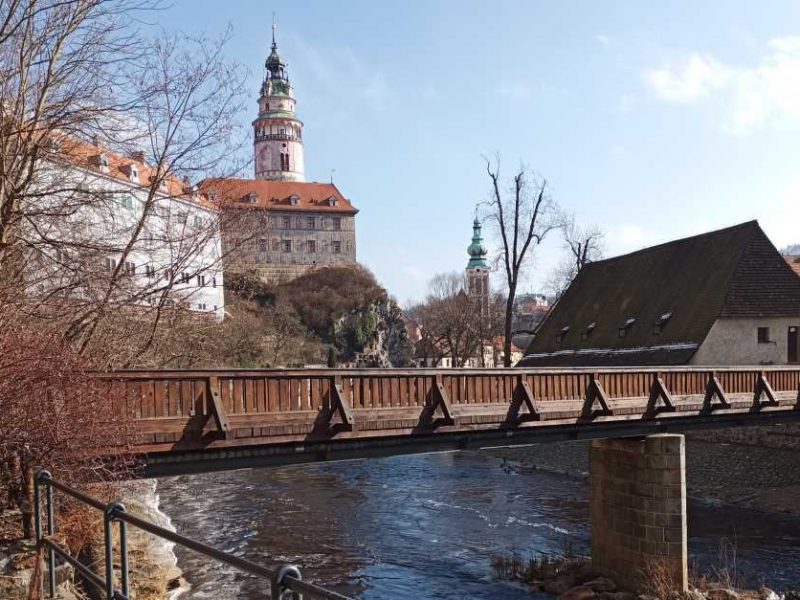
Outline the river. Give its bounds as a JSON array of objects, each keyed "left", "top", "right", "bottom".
[{"left": 156, "top": 449, "right": 800, "bottom": 599}]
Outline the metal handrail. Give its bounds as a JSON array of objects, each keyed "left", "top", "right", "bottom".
[{"left": 33, "top": 469, "right": 352, "bottom": 600}]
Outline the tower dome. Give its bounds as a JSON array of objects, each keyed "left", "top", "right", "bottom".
[
  {"left": 466, "top": 218, "right": 489, "bottom": 269},
  {"left": 253, "top": 20, "right": 305, "bottom": 182}
]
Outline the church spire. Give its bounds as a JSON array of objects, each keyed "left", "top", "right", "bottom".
[{"left": 466, "top": 217, "right": 489, "bottom": 270}]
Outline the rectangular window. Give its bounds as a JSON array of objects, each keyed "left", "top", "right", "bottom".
[
  {"left": 333, "top": 217, "right": 342, "bottom": 231},
  {"left": 272, "top": 239, "right": 279, "bottom": 252},
  {"left": 120, "top": 196, "right": 134, "bottom": 210},
  {"left": 758, "top": 327, "right": 771, "bottom": 344},
  {"left": 306, "top": 217, "right": 316, "bottom": 230},
  {"left": 197, "top": 275, "right": 206, "bottom": 287},
  {"left": 193, "top": 215, "right": 203, "bottom": 228},
  {"left": 105, "top": 257, "right": 116, "bottom": 272},
  {"left": 176, "top": 211, "right": 188, "bottom": 225},
  {"left": 145, "top": 265, "right": 156, "bottom": 279},
  {"left": 307, "top": 240, "right": 316, "bottom": 253},
  {"left": 181, "top": 272, "right": 191, "bottom": 284},
  {"left": 281, "top": 216, "right": 291, "bottom": 229},
  {"left": 212, "top": 276, "right": 217, "bottom": 288},
  {"left": 155, "top": 205, "right": 168, "bottom": 219},
  {"left": 282, "top": 240, "right": 292, "bottom": 253},
  {"left": 331, "top": 241, "right": 341, "bottom": 254},
  {"left": 124, "top": 261, "right": 135, "bottom": 276},
  {"left": 259, "top": 239, "right": 268, "bottom": 252}
]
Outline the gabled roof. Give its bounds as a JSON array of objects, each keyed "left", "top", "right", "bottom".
[
  {"left": 200, "top": 178, "right": 358, "bottom": 215},
  {"left": 519, "top": 221, "right": 800, "bottom": 367}
]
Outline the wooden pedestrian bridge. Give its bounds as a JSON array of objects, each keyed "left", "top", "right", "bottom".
[{"left": 102, "top": 366, "right": 800, "bottom": 477}]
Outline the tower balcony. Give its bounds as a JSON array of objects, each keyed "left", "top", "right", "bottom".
[{"left": 254, "top": 132, "right": 302, "bottom": 143}]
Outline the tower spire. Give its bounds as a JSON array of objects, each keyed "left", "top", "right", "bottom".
[{"left": 272, "top": 12, "right": 277, "bottom": 48}]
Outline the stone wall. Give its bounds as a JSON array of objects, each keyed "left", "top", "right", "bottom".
[
  {"left": 222, "top": 209, "right": 356, "bottom": 284},
  {"left": 589, "top": 435, "right": 687, "bottom": 591}
]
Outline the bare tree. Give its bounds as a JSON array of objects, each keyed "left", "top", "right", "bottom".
[
  {"left": 546, "top": 218, "right": 605, "bottom": 299},
  {"left": 0, "top": 1, "right": 251, "bottom": 367},
  {"left": 485, "top": 158, "right": 561, "bottom": 366},
  {"left": 407, "top": 273, "right": 484, "bottom": 367}
]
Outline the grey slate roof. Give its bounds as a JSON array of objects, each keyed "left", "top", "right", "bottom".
[{"left": 518, "top": 221, "right": 800, "bottom": 367}]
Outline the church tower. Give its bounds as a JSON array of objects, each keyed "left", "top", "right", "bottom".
[
  {"left": 253, "top": 23, "right": 305, "bottom": 182},
  {"left": 466, "top": 217, "right": 490, "bottom": 316}
]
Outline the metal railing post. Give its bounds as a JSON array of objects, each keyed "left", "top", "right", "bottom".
[
  {"left": 271, "top": 564, "right": 303, "bottom": 599},
  {"left": 103, "top": 501, "right": 125, "bottom": 600},
  {"left": 45, "top": 475, "right": 56, "bottom": 598},
  {"left": 110, "top": 502, "right": 130, "bottom": 599}
]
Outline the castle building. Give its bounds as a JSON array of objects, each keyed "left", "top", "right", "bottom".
[{"left": 205, "top": 25, "right": 358, "bottom": 284}]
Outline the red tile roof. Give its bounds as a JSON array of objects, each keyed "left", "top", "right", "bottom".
[
  {"left": 785, "top": 255, "right": 800, "bottom": 278},
  {"left": 200, "top": 178, "right": 358, "bottom": 214},
  {"left": 56, "top": 137, "right": 217, "bottom": 211}
]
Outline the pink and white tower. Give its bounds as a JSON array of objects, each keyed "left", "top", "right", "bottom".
[{"left": 253, "top": 22, "right": 305, "bottom": 182}]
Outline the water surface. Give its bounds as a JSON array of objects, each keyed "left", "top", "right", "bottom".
[{"left": 157, "top": 451, "right": 800, "bottom": 599}]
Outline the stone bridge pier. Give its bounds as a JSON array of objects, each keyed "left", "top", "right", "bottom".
[{"left": 589, "top": 434, "right": 688, "bottom": 591}]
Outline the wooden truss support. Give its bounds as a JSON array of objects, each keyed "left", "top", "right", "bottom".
[
  {"left": 330, "top": 375, "right": 355, "bottom": 429},
  {"left": 207, "top": 376, "right": 230, "bottom": 439},
  {"left": 509, "top": 375, "right": 540, "bottom": 422},
  {"left": 430, "top": 375, "right": 455, "bottom": 425},
  {"left": 645, "top": 373, "right": 676, "bottom": 418},
  {"left": 702, "top": 372, "right": 729, "bottom": 414},
  {"left": 751, "top": 371, "right": 778, "bottom": 412},
  {"left": 582, "top": 373, "right": 613, "bottom": 420},
  {"left": 795, "top": 380, "right": 800, "bottom": 411}
]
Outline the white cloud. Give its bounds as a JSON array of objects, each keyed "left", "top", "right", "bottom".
[
  {"left": 645, "top": 53, "right": 732, "bottom": 103},
  {"left": 596, "top": 34, "right": 611, "bottom": 47},
  {"left": 644, "top": 37, "right": 800, "bottom": 136}
]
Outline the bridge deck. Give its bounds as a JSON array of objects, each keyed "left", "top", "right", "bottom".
[{"left": 101, "top": 367, "right": 800, "bottom": 476}]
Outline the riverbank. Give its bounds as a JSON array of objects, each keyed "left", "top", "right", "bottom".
[{"left": 484, "top": 433, "right": 800, "bottom": 516}]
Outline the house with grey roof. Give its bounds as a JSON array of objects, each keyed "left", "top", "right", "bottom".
[{"left": 519, "top": 221, "right": 800, "bottom": 367}]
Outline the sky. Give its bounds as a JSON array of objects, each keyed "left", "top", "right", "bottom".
[{"left": 157, "top": 0, "right": 800, "bottom": 304}]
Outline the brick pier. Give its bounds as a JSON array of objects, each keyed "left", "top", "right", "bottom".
[{"left": 589, "top": 434, "right": 688, "bottom": 591}]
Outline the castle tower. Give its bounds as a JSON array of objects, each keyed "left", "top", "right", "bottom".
[
  {"left": 466, "top": 217, "right": 490, "bottom": 315},
  {"left": 253, "top": 23, "right": 305, "bottom": 182}
]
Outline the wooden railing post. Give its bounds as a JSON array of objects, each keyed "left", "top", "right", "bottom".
[{"left": 207, "top": 376, "right": 230, "bottom": 439}]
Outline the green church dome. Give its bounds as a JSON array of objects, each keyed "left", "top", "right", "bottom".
[{"left": 466, "top": 218, "right": 488, "bottom": 269}]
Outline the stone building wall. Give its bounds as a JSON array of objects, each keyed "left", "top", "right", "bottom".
[{"left": 222, "top": 208, "right": 356, "bottom": 284}]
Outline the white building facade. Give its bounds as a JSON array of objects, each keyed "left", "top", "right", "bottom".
[{"left": 30, "top": 138, "right": 224, "bottom": 319}]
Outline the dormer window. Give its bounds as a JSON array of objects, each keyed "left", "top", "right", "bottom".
[
  {"left": 556, "top": 325, "right": 570, "bottom": 343},
  {"left": 159, "top": 179, "right": 168, "bottom": 191},
  {"left": 653, "top": 311, "right": 673, "bottom": 335},
  {"left": 290, "top": 194, "right": 300, "bottom": 206},
  {"left": 581, "top": 322, "right": 597, "bottom": 340},
  {"left": 129, "top": 164, "right": 139, "bottom": 183},
  {"left": 327, "top": 196, "right": 338, "bottom": 207},
  {"left": 247, "top": 192, "right": 257, "bottom": 204},
  {"left": 619, "top": 317, "right": 636, "bottom": 338},
  {"left": 98, "top": 153, "right": 109, "bottom": 172}
]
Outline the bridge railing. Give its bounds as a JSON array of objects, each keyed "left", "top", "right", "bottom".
[
  {"left": 97, "top": 367, "right": 800, "bottom": 451},
  {"left": 33, "top": 469, "right": 352, "bottom": 600}
]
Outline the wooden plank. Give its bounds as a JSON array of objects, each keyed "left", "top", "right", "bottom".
[{"left": 207, "top": 376, "right": 230, "bottom": 438}]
